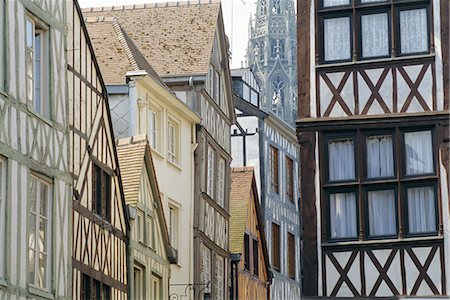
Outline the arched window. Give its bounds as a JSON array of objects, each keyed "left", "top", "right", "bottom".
[
  {"left": 272, "top": 0, "right": 281, "bottom": 14},
  {"left": 254, "top": 41, "right": 265, "bottom": 62},
  {"left": 272, "top": 75, "right": 285, "bottom": 116},
  {"left": 271, "top": 39, "right": 285, "bottom": 59},
  {"left": 260, "top": 0, "right": 267, "bottom": 15}
]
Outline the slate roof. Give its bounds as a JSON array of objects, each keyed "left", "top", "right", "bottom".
[
  {"left": 85, "top": 17, "right": 164, "bottom": 85},
  {"left": 83, "top": 1, "right": 221, "bottom": 77},
  {"left": 229, "top": 166, "right": 257, "bottom": 253}
]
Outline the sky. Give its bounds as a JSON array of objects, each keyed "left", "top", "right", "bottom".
[{"left": 78, "top": 0, "right": 257, "bottom": 69}]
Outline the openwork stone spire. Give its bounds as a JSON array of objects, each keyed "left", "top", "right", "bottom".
[{"left": 247, "top": 0, "right": 297, "bottom": 126}]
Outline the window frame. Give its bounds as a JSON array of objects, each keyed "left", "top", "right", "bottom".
[
  {"left": 401, "top": 127, "right": 436, "bottom": 178},
  {"left": 252, "top": 238, "right": 259, "bottom": 276},
  {"left": 217, "top": 157, "right": 226, "bottom": 207},
  {"left": 357, "top": 8, "right": 392, "bottom": 60},
  {"left": 320, "top": 12, "right": 354, "bottom": 64},
  {"left": 269, "top": 145, "right": 280, "bottom": 194},
  {"left": 362, "top": 129, "right": 397, "bottom": 181},
  {"left": 28, "top": 172, "right": 52, "bottom": 291},
  {"left": 207, "top": 145, "right": 215, "bottom": 198},
  {"left": 287, "top": 232, "right": 295, "bottom": 279},
  {"left": 396, "top": 4, "right": 431, "bottom": 57},
  {"left": 244, "top": 233, "right": 250, "bottom": 271},
  {"left": 92, "top": 163, "right": 112, "bottom": 222},
  {"left": 167, "top": 116, "right": 180, "bottom": 165},
  {"left": 271, "top": 222, "right": 281, "bottom": 271},
  {"left": 323, "top": 131, "right": 357, "bottom": 184},
  {"left": 0, "top": 156, "right": 6, "bottom": 278},
  {"left": 286, "top": 156, "right": 294, "bottom": 203},
  {"left": 168, "top": 203, "right": 179, "bottom": 249}
]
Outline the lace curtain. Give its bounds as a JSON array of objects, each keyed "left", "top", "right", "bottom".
[
  {"left": 361, "top": 13, "right": 389, "bottom": 58},
  {"left": 368, "top": 190, "right": 396, "bottom": 236},
  {"left": 367, "top": 135, "right": 394, "bottom": 178},
  {"left": 324, "top": 17, "right": 351, "bottom": 61},
  {"left": 330, "top": 192, "right": 357, "bottom": 238},
  {"left": 400, "top": 8, "right": 428, "bottom": 54},
  {"left": 408, "top": 186, "right": 436, "bottom": 233},
  {"left": 405, "top": 130, "right": 433, "bottom": 175},
  {"left": 323, "top": 0, "right": 349, "bottom": 7},
  {"left": 329, "top": 138, "right": 355, "bottom": 181}
]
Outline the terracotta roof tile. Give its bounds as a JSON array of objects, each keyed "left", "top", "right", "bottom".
[{"left": 83, "top": 1, "right": 220, "bottom": 77}]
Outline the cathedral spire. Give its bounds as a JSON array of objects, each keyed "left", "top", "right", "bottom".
[{"left": 247, "top": 0, "right": 297, "bottom": 126}]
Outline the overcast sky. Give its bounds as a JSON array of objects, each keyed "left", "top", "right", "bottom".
[{"left": 78, "top": 0, "right": 257, "bottom": 69}]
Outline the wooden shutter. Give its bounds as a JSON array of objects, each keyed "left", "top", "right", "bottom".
[
  {"left": 286, "top": 156, "right": 294, "bottom": 202},
  {"left": 253, "top": 238, "right": 259, "bottom": 276},
  {"left": 244, "top": 233, "right": 250, "bottom": 270},
  {"left": 270, "top": 146, "right": 279, "bottom": 193},
  {"left": 288, "top": 232, "right": 295, "bottom": 279}
]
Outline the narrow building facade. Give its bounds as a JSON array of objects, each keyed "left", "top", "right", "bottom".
[
  {"left": 297, "top": 0, "right": 450, "bottom": 298},
  {"left": 0, "top": 0, "right": 71, "bottom": 298},
  {"left": 229, "top": 167, "right": 272, "bottom": 300},
  {"left": 83, "top": 2, "right": 235, "bottom": 298},
  {"left": 68, "top": 1, "right": 129, "bottom": 298},
  {"left": 231, "top": 68, "right": 302, "bottom": 299}
]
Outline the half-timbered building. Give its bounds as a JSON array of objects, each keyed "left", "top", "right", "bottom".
[
  {"left": 117, "top": 135, "right": 174, "bottom": 300},
  {"left": 231, "top": 68, "right": 302, "bottom": 299},
  {"left": 230, "top": 167, "right": 272, "bottom": 300},
  {"left": 84, "top": 17, "right": 201, "bottom": 296},
  {"left": 0, "top": 0, "right": 71, "bottom": 298},
  {"left": 67, "top": 1, "right": 129, "bottom": 298},
  {"left": 297, "top": 0, "right": 450, "bottom": 298},
  {"left": 83, "top": 2, "right": 235, "bottom": 299}
]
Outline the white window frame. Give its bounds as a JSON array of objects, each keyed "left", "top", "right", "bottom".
[
  {"left": 201, "top": 243, "right": 211, "bottom": 293},
  {"left": 167, "top": 119, "right": 180, "bottom": 165},
  {"left": 151, "top": 274, "right": 161, "bottom": 299},
  {"left": 26, "top": 15, "right": 49, "bottom": 119},
  {"left": 0, "top": 157, "right": 6, "bottom": 278},
  {"left": 168, "top": 203, "right": 179, "bottom": 249},
  {"left": 208, "top": 65, "right": 214, "bottom": 97},
  {"left": 133, "top": 265, "right": 145, "bottom": 299},
  {"left": 28, "top": 173, "right": 52, "bottom": 291},
  {"left": 148, "top": 109, "right": 157, "bottom": 149},
  {"left": 136, "top": 211, "right": 144, "bottom": 243},
  {"left": 207, "top": 146, "right": 215, "bottom": 197},
  {"left": 217, "top": 158, "right": 225, "bottom": 207},
  {"left": 215, "top": 255, "right": 225, "bottom": 300},
  {"left": 0, "top": 1, "right": 4, "bottom": 92}
]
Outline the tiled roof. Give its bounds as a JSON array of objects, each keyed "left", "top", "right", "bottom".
[
  {"left": 83, "top": 1, "right": 220, "bottom": 77},
  {"left": 229, "top": 166, "right": 255, "bottom": 254},
  {"left": 116, "top": 135, "right": 148, "bottom": 203},
  {"left": 85, "top": 17, "right": 163, "bottom": 85}
]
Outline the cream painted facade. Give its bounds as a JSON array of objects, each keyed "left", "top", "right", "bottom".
[{"left": 108, "top": 72, "right": 201, "bottom": 294}]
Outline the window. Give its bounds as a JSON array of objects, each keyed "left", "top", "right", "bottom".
[
  {"left": 269, "top": 146, "right": 279, "bottom": 193},
  {"left": 272, "top": 0, "right": 280, "bottom": 14},
  {"left": 207, "top": 146, "right": 215, "bottom": 197},
  {"left": 272, "top": 76, "right": 285, "bottom": 115},
  {"left": 253, "top": 238, "right": 259, "bottom": 276},
  {"left": 271, "top": 39, "right": 285, "bottom": 59},
  {"left": 0, "top": 158, "right": 5, "bottom": 278},
  {"left": 214, "top": 71, "right": 220, "bottom": 104},
  {"left": 148, "top": 110, "right": 157, "bottom": 149},
  {"left": 208, "top": 65, "right": 214, "bottom": 97},
  {"left": 0, "top": 1, "right": 4, "bottom": 91},
  {"left": 136, "top": 211, "right": 144, "bottom": 243},
  {"left": 215, "top": 255, "right": 225, "bottom": 300},
  {"left": 92, "top": 164, "right": 111, "bottom": 221},
  {"left": 319, "top": 1, "right": 430, "bottom": 63},
  {"left": 167, "top": 119, "right": 180, "bottom": 165},
  {"left": 244, "top": 233, "right": 250, "bottom": 270},
  {"left": 151, "top": 274, "right": 161, "bottom": 300},
  {"left": 323, "top": 128, "right": 438, "bottom": 242},
  {"left": 169, "top": 205, "right": 179, "bottom": 249},
  {"left": 286, "top": 156, "right": 294, "bottom": 202},
  {"left": 26, "top": 15, "right": 49, "bottom": 118},
  {"left": 81, "top": 278, "right": 110, "bottom": 300},
  {"left": 323, "top": 16, "right": 351, "bottom": 62},
  {"left": 134, "top": 266, "right": 145, "bottom": 299},
  {"left": 28, "top": 174, "right": 52, "bottom": 290},
  {"left": 147, "top": 217, "right": 154, "bottom": 248},
  {"left": 288, "top": 233, "right": 295, "bottom": 279},
  {"left": 272, "top": 223, "right": 280, "bottom": 271},
  {"left": 217, "top": 158, "right": 225, "bottom": 207},
  {"left": 200, "top": 244, "right": 211, "bottom": 293}
]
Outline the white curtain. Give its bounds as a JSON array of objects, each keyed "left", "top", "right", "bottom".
[
  {"left": 330, "top": 192, "right": 357, "bottom": 238},
  {"left": 368, "top": 190, "right": 396, "bottom": 236},
  {"left": 324, "top": 17, "right": 351, "bottom": 61},
  {"left": 405, "top": 130, "right": 433, "bottom": 175},
  {"left": 329, "top": 138, "right": 355, "bottom": 181},
  {"left": 400, "top": 8, "right": 428, "bottom": 54},
  {"left": 323, "top": 0, "right": 349, "bottom": 7},
  {"left": 361, "top": 0, "right": 385, "bottom": 2},
  {"left": 361, "top": 13, "right": 389, "bottom": 58},
  {"left": 408, "top": 186, "right": 436, "bottom": 233},
  {"left": 367, "top": 135, "right": 394, "bottom": 178}
]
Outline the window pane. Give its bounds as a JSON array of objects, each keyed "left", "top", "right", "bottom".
[
  {"left": 405, "top": 130, "right": 433, "bottom": 175},
  {"left": 323, "top": 0, "right": 349, "bottom": 7},
  {"left": 407, "top": 186, "right": 436, "bottom": 233},
  {"left": 366, "top": 135, "right": 394, "bottom": 178},
  {"left": 361, "top": 13, "right": 389, "bottom": 58},
  {"left": 368, "top": 190, "right": 396, "bottom": 236},
  {"left": 34, "top": 33, "right": 41, "bottom": 114},
  {"left": 38, "top": 252, "right": 46, "bottom": 288},
  {"left": 330, "top": 192, "right": 357, "bottom": 238},
  {"left": 207, "top": 146, "right": 215, "bottom": 197},
  {"left": 400, "top": 8, "right": 428, "bottom": 54},
  {"left": 324, "top": 17, "right": 351, "bottom": 61},
  {"left": 328, "top": 138, "right": 355, "bottom": 181},
  {"left": 148, "top": 111, "right": 156, "bottom": 148},
  {"left": 217, "top": 158, "right": 225, "bottom": 207},
  {"left": 361, "top": 0, "right": 386, "bottom": 2}
]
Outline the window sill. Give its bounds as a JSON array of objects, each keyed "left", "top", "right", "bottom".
[
  {"left": 28, "top": 286, "right": 54, "bottom": 300},
  {"left": 322, "top": 235, "right": 443, "bottom": 248},
  {"left": 316, "top": 53, "right": 434, "bottom": 70},
  {"left": 27, "top": 105, "right": 53, "bottom": 127},
  {"left": 167, "top": 159, "right": 182, "bottom": 171}
]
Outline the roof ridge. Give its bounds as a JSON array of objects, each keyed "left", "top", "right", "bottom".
[
  {"left": 112, "top": 21, "right": 140, "bottom": 72},
  {"left": 82, "top": 0, "right": 220, "bottom": 13},
  {"left": 231, "top": 166, "right": 254, "bottom": 172},
  {"left": 84, "top": 16, "right": 116, "bottom": 23},
  {"left": 116, "top": 134, "right": 148, "bottom": 146}
]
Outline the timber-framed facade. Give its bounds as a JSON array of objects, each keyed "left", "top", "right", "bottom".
[
  {"left": 297, "top": 0, "right": 450, "bottom": 298},
  {"left": 68, "top": 1, "right": 129, "bottom": 298}
]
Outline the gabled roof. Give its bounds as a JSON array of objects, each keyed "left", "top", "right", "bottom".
[
  {"left": 229, "top": 167, "right": 271, "bottom": 274},
  {"left": 116, "top": 135, "right": 175, "bottom": 262},
  {"left": 83, "top": 1, "right": 221, "bottom": 77},
  {"left": 85, "top": 17, "right": 164, "bottom": 85}
]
